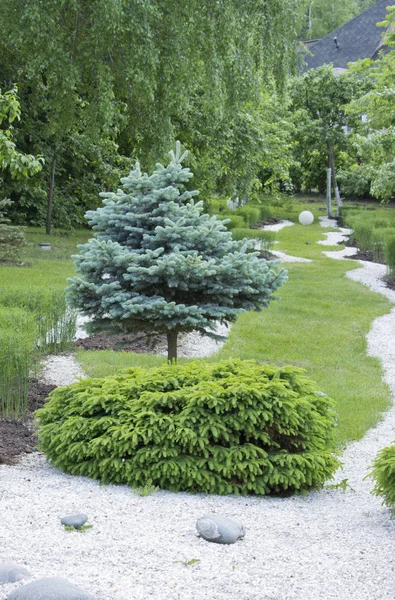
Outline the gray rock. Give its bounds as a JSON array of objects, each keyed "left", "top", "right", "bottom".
[
  {"left": 60, "top": 514, "right": 88, "bottom": 528},
  {"left": 7, "top": 577, "right": 97, "bottom": 600},
  {"left": 0, "top": 563, "right": 31, "bottom": 583},
  {"left": 196, "top": 514, "right": 246, "bottom": 544}
]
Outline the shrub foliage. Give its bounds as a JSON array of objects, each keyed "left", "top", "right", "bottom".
[
  {"left": 369, "top": 444, "right": 395, "bottom": 513},
  {"left": 36, "top": 359, "right": 340, "bottom": 495}
]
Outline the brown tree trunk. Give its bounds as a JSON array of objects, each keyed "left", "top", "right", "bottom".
[
  {"left": 46, "top": 152, "right": 57, "bottom": 235},
  {"left": 327, "top": 139, "right": 343, "bottom": 217},
  {"left": 167, "top": 330, "right": 178, "bottom": 364}
]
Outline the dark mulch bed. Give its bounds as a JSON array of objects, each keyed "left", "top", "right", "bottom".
[
  {"left": 75, "top": 332, "right": 167, "bottom": 353},
  {"left": 0, "top": 380, "right": 56, "bottom": 465},
  {"left": 250, "top": 217, "right": 281, "bottom": 229},
  {"left": 0, "top": 259, "right": 31, "bottom": 267},
  {"left": 384, "top": 275, "right": 395, "bottom": 291},
  {"left": 345, "top": 246, "right": 395, "bottom": 291}
]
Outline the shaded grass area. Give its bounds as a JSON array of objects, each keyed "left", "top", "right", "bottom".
[
  {"left": 0, "top": 227, "right": 91, "bottom": 289},
  {"left": 76, "top": 213, "right": 393, "bottom": 445},
  {"left": 76, "top": 349, "right": 169, "bottom": 375},
  {"left": 21, "top": 227, "right": 91, "bottom": 263}
]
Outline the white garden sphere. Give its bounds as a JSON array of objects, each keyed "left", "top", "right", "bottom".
[{"left": 298, "top": 210, "right": 314, "bottom": 225}]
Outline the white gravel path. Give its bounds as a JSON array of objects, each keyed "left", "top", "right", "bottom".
[
  {"left": 2, "top": 217, "right": 395, "bottom": 599},
  {"left": 260, "top": 219, "right": 313, "bottom": 263},
  {"left": 270, "top": 249, "right": 312, "bottom": 263}
]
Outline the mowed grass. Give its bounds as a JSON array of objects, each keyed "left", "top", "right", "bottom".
[
  {"left": 76, "top": 207, "right": 394, "bottom": 445},
  {"left": 0, "top": 227, "right": 91, "bottom": 291}
]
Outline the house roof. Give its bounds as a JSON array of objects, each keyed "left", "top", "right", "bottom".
[{"left": 301, "top": 0, "right": 390, "bottom": 71}]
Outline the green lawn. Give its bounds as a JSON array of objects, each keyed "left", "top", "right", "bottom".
[
  {"left": 0, "top": 227, "right": 91, "bottom": 291},
  {"left": 76, "top": 205, "right": 393, "bottom": 445},
  {"left": 2, "top": 204, "right": 392, "bottom": 445}
]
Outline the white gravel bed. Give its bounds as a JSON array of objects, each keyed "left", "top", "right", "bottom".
[
  {"left": 317, "top": 230, "right": 351, "bottom": 246},
  {"left": 2, "top": 218, "right": 395, "bottom": 599},
  {"left": 261, "top": 219, "right": 312, "bottom": 263},
  {"left": 270, "top": 249, "right": 312, "bottom": 263},
  {"left": 39, "top": 354, "right": 86, "bottom": 387},
  {"left": 150, "top": 322, "right": 230, "bottom": 359},
  {"left": 262, "top": 219, "right": 295, "bottom": 232},
  {"left": 322, "top": 247, "right": 358, "bottom": 260}
]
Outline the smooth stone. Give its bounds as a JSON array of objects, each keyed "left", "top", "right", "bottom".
[
  {"left": 196, "top": 514, "right": 246, "bottom": 544},
  {"left": 0, "top": 563, "right": 31, "bottom": 583},
  {"left": 60, "top": 514, "right": 88, "bottom": 528},
  {"left": 7, "top": 577, "right": 97, "bottom": 600}
]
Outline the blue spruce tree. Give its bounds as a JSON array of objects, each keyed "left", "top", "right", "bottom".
[{"left": 67, "top": 143, "right": 287, "bottom": 362}]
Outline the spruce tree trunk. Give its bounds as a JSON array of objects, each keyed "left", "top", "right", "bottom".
[
  {"left": 46, "top": 152, "right": 57, "bottom": 235},
  {"left": 167, "top": 330, "right": 178, "bottom": 364},
  {"left": 327, "top": 139, "right": 343, "bottom": 217}
]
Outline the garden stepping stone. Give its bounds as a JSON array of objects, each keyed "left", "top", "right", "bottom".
[
  {"left": 0, "top": 563, "right": 31, "bottom": 583},
  {"left": 61, "top": 514, "right": 88, "bottom": 528},
  {"left": 196, "top": 514, "right": 246, "bottom": 544},
  {"left": 7, "top": 577, "right": 97, "bottom": 600}
]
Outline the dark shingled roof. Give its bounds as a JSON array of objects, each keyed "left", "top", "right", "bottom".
[{"left": 301, "top": 0, "right": 390, "bottom": 71}]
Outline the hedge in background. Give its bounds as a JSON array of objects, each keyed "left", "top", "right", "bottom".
[
  {"left": 0, "top": 288, "right": 76, "bottom": 353},
  {"left": 231, "top": 228, "right": 275, "bottom": 252},
  {"left": 36, "top": 359, "right": 340, "bottom": 495},
  {"left": 369, "top": 444, "right": 395, "bottom": 514}
]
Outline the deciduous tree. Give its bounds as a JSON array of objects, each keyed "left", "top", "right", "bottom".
[
  {"left": 0, "top": 0, "right": 299, "bottom": 231},
  {"left": 290, "top": 66, "right": 365, "bottom": 214}
]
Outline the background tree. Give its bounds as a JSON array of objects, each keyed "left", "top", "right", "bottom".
[
  {"left": 0, "top": 88, "right": 42, "bottom": 180},
  {"left": 289, "top": 66, "right": 366, "bottom": 214},
  {"left": 0, "top": 88, "right": 42, "bottom": 257},
  {"left": 295, "top": 0, "right": 377, "bottom": 40},
  {"left": 342, "top": 15, "right": 395, "bottom": 202},
  {"left": 67, "top": 144, "right": 287, "bottom": 362},
  {"left": 177, "top": 90, "right": 295, "bottom": 203},
  {"left": 0, "top": 0, "right": 299, "bottom": 232}
]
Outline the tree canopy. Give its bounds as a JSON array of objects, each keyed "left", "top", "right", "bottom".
[
  {"left": 0, "top": 0, "right": 299, "bottom": 231},
  {"left": 289, "top": 65, "right": 366, "bottom": 212},
  {"left": 295, "top": 0, "right": 377, "bottom": 40}
]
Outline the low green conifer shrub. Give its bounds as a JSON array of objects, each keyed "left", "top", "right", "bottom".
[
  {"left": 369, "top": 444, "right": 395, "bottom": 514},
  {"left": 36, "top": 359, "right": 340, "bottom": 495}
]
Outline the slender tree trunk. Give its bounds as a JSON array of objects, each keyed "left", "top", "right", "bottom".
[
  {"left": 327, "top": 139, "right": 343, "bottom": 217},
  {"left": 167, "top": 330, "right": 178, "bottom": 364},
  {"left": 326, "top": 167, "right": 333, "bottom": 218},
  {"left": 46, "top": 151, "right": 57, "bottom": 235},
  {"left": 243, "top": 181, "right": 249, "bottom": 205}
]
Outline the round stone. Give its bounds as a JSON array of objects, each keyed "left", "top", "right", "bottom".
[
  {"left": 196, "top": 514, "right": 246, "bottom": 544},
  {"left": 0, "top": 563, "right": 31, "bottom": 583},
  {"left": 298, "top": 210, "right": 314, "bottom": 225},
  {"left": 60, "top": 513, "right": 88, "bottom": 528},
  {"left": 7, "top": 577, "right": 97, "bottom": 600}
]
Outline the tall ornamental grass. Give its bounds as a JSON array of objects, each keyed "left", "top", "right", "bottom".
[
  {"left": 385, "top": 235, "right": 395, "bottom": 277},
  {"left": 0, "top": 288, "right": 76, "bottom": 353},
  {"left": 0, "top": 307, "right": 37, "bottom": 417}
]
